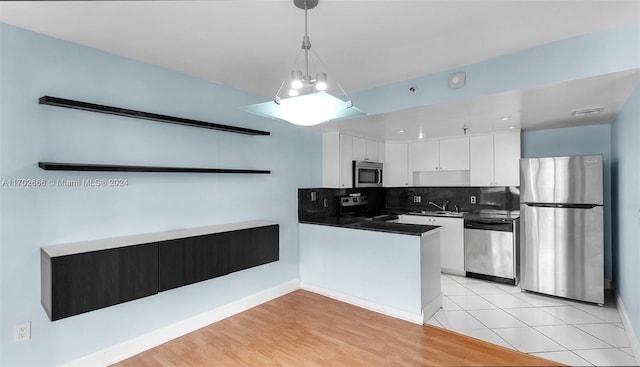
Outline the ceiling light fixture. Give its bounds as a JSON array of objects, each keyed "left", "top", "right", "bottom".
[
  {"left": 241, "top": 0, "right": 365, "bottom": 126},
  {"left": 500, "top": 116, "right": 512, "bottom": 121},
  {"left": 397, "top": 129, "right": 405, "bottom": 133},
  {"left": 571, "top": 107, "right": 604, "bottom": 116}
]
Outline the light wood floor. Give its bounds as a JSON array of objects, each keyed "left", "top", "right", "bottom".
[{"left": 113, "top": 290, "right": 563, "bottom": 366}]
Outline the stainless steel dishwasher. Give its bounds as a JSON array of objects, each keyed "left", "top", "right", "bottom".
[{"left": 464, "top": 211, "right": 520, "bottom": 285}]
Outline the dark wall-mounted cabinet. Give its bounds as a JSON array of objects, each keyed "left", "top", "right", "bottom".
[
  {"left": 41, "top": 243, "right": 159, "bottom": 321},
  {"left": 158, "top": 233, "right": 229, "bottom": 292},
  {"left": 228, "top": 226, "right": 279, "bottom": 273},
  {"left": 158, "top": 225, "right": 279, "bottom": 291},
  {"left": 41, "top": 223, "right": 279, "bottom": 321}
]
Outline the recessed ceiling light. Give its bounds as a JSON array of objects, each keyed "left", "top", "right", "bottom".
[
  {"left": 418, "top": 131, "right": 424, "bottom": 139},
  {"left": 500, "top": 116, "right": 511, "bottom": 121},
  {"left": 571, "top": 107, "right": 604, "bottom": 116},
  {"left": 397, "top": 129, "right": 405, "bottom": 133},
  {"left": 508, "top": 125, "right": 518, "bottom": 129}
]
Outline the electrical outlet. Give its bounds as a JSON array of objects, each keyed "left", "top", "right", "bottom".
[
  {"left": 14, "top": 322, "right": 30, "bottom": 343},
  {"left": 310, "top": 191, "right": 317, "bottom": 201},
  {"left": 413, "top": 195, "right": 421, "bottom": 203},
  {"left": 323, "top": 199, "right": 328, "bottom": 208},
  {"left": 470, "top": 196, "right": 476, "bottom": 204}
]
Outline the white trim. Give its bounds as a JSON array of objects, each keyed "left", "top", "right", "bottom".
[
  {"left": 59, "top": 279, "right": 300, "bottom": 367},
  {"left": 616, "top": 294, "right": 640, "bottom": 366},
  {"left": 300, "top": 282, "right": 425, "bottom": 325},
  {"left": 421, "top": 294, "right": 442, "bottom": 324}
]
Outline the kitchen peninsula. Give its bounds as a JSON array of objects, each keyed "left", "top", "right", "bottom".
[{"left": 299, "top": 217, "right": 442, "bottom": 325}]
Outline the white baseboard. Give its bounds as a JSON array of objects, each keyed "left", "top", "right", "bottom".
[
  {"left": 60, "top": 279, "right": 301, "bottom": 367},
  {"left": 300, "top": 282, "right": 424, "bottom": 325},
  {"left": 421, "top": 294, "right": 442, "bottom": 324},
  {"left": 616, "top": 294, "right": 640, "bottom": 366}
]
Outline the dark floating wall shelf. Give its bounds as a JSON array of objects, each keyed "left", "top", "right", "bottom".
[
  {"left": 39, "top": 96, "right": 270, "bottom": 136},
  {"left": 38, "top": 162, "right": 270, "bottom": 174}
]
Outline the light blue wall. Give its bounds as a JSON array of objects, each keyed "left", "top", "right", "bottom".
[
  {"left": 2, "top": 17, "right": 639, "bottom": 366},
  {"left": 611, "top": 85, "right": 640, "bottom": 342},
  {"left": 0, "top": 23, "right": 321, "bottom": 366},
  {"left": 522, "top": 125, "right": 613, "bottom": 280},
  {"left": 352, "top": 23, "right": 640, "bottom": 116}
]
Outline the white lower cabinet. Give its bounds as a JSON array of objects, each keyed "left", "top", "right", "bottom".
[{"left": 398, "top": 215, "right": 465, "bottom": 275}]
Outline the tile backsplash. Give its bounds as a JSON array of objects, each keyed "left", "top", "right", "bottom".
[{"left": 299, "top": 186, "right": 519, "bottom": 220}]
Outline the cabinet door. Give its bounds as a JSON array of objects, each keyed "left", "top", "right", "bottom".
[
  {"left": 228, "top": 225, "right": 279, "bottom": 273},
  {"left": 432, "top": 217, "right": 465, "bottom": 275},
  {"left": 158, "top": 234, "right": 229, "bottom": 291},
  {"left": 377, "top": 142, "right": 386, "bottom": 164},
  {"left": 322, "top": 132, "right": 340, "bottom": 188},
  {"left": 439, "top": 136, "right": 469, "bottom": 171},
  {"left": 469, "top": 135, "right": 495, "bottom": 186},
  {"left": 384, "top": 143, "right": 409, "bottom": 186},
  {"left": 494, "top": 132, "right": 521, "bottom": 186},
  {"left": 365, "top": 139, "right": 379, "bottom": 162},
  {"left": 47, "top": 243, "right": 158, "bottom": 321},
  {"left": 352, "top": 137, "right": 366, "bottom": 161},
  {"left": 397, "top": 215, "right": 464, "bottom": 275},
  {"left": 339, "top": 134, "right": 353, "bottom": 188},
  {"left": 410, "top": 140, "right": 439, "bottom": 172}
]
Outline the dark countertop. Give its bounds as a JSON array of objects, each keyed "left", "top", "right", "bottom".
[
  {"left": 299, "top": 210, "right": 519, "bottom": 236},
  {"left": 299, "top": 216, "right": 440, "bottom": 236}
]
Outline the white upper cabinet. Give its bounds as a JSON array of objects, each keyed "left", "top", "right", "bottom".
[
  {"left": 410, "top": 136, "right": 469, "bottom": 172},
  {"left": 352, "top": 137, "right": 366, "bottom": 161},
  {"left": 365, "top": 139, "right": 380, "bottom": 162},
  {"left": 322, "top": 132, "right": 341, "bottom": 188},
  {"left": 352, "top": 136, "right": 380, "bottom": 162},
  {"left": 493, "top": 132, "right": 521, "bottom": 186},
  {"left": 384, "top": 143, "right": 409, "bottom": 187},
  {"left": 440, "top": 137, "right": 470, "bottom": 171},
  {"left": 339, "top": 134, "right": 354, "bottom": 188},
  {"left": 323, "top": 133, "right": 382, "bottom": 188},
  {"left": 322, "top": 132, "right": 353, "bottom": 188},
  {"left": 470, "top": 131, "right": 521, "bottom": 186},
  {"left": 410, "top": 140, "right": 439, "bottom": 172},
  {"left": 469, "top": 135, "right": 494, "bottom": 186}
]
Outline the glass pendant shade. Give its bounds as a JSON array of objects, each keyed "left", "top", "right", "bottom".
[
  {"left": 241, "top": 91, "right": 365, "bottom": 126},
  {"left": 240, "top": 0, "right": 365, "bottom": 126}
]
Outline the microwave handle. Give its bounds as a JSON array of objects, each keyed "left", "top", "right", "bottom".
[{"left": 377, "top": 168, "right": 383, "bottom": 184}]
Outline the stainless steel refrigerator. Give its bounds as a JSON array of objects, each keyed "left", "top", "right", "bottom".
[{"left": 520, "top": 155, "right": 604, "bottom": 304}]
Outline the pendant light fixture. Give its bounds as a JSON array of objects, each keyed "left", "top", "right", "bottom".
[{"left": 241, "top": 0, "right": 365, "bottom": 126}]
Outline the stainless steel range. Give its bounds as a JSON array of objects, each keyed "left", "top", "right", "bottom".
[{"left": 464, "top": 210, "right": 520, "bottom": 285}]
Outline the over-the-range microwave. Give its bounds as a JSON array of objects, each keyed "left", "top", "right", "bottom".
[{"left": 353, "top": 160, "right": 383, "bottom": 188}]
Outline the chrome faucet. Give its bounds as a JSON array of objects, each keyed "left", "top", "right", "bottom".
[{"left": 428, "top": 200, "right": 450, "bottom": 211}]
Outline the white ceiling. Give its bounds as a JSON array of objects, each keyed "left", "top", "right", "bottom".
[
  {"left": 1, "top": 0, "right": 639, "bottom": 141},
  {"left": 310, "top": 69, "right": 640, "bottom": 141}
]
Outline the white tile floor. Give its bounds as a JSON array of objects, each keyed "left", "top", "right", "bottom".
[{"left": 428, "top": 274, "right": 639, "bottom": 366}]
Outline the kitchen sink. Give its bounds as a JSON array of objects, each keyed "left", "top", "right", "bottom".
[{"left": 408, "top": 210, "right": 466, "bottom": 218}]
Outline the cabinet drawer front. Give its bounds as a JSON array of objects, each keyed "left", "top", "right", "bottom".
[
  {"left": 158, "top": 234, "right": 229, "bottom": 291},
  {"left": 228, "top": 225, "right": 279, "bottom": 273},
  {"left": 50, "top": 243, "right": 158, "bottom": 320}
]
